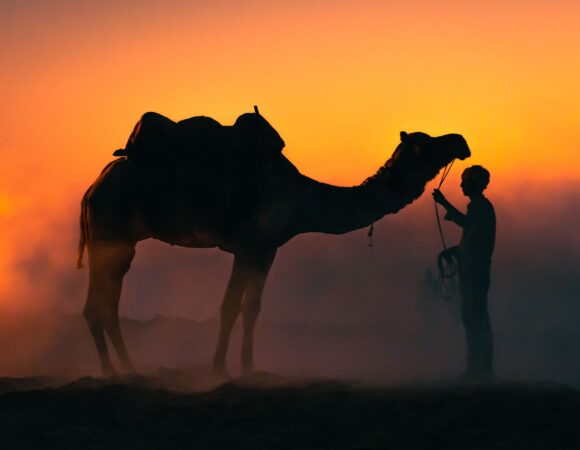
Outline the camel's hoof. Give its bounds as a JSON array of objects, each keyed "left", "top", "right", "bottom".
[
  {"left": 211, "top": 365, "right": 231, "bottom": 380},
  {"left": 122, "top": 363, "right": 138, "bottom": 375},
  {"left": 241, "top": 366, "right": 255, "bottom": 377},
  {"left": 101, "top": 364, "right": 117, "bottom": 377}
]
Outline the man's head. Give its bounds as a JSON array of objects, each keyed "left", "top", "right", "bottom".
[{"left": 461, "top": 165, "right": 490, "bottom": 196}]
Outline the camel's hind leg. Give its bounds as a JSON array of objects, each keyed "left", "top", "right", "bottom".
[{"left": 83, "top": 242, "right": 136, "bottom": 375}]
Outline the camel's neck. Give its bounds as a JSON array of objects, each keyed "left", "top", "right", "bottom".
[
  {"left": 292, "top": 161, "right": 428, "bottom": 236},
  {"left": 291, "top": 179, "right": 379, "bottom": 235}
]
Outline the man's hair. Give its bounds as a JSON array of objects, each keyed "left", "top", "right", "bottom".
[{"left": 463, "top": 165, "right": 490, "bottom": 190}]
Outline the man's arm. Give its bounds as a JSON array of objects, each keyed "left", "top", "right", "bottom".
[
  {"left": 432, "top": 189, "right": 469, "bottom": 228},
  {"left": 444, "top": 204, "right": 469, "bottom": 228}
]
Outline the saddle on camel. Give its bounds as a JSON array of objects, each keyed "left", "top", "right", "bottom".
[{"left": 113, "top": 106, "right": 285, "bottom": 166}]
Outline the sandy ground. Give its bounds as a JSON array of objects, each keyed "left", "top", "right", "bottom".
[{"left": 1, "top": 370, "right": 580, "bottom": 450}]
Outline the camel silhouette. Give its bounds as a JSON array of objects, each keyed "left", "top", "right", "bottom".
[{"left": 78, "top": 109, "right": 470, "bottom": 376}]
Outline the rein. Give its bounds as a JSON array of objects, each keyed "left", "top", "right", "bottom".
[
  {"left": 434, "top": 159, "right": 455, "bottom": 250},
  {"left": 434, "top": 159, "right": 457, "bottom": 300}
]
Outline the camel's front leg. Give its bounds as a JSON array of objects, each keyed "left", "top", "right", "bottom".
[
  {"left": 241, "top": 250, "right": 276, "bottom": 373},
  {"left": 212, "top": 254, "right": 251, "bottom": 375}
]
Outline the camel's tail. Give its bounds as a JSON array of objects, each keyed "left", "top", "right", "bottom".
[{"left": 77, "top": 193, "right": 89, "bottom": 269}]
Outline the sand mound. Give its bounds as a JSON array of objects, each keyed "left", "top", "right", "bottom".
[{"left": 1, "top": 372, "right": 579, "bottom": 449}]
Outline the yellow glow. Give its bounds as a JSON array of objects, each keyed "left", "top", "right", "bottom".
[
  {"left": 0, "top": 196, "right": 11, "bottom": 216},
  {"left": 0, "top": 0, "right": 579, "bottom": 306}
]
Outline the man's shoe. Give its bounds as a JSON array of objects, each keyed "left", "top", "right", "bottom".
[{"left": 459, "top": 368, "right": 494, "bottom": 383}]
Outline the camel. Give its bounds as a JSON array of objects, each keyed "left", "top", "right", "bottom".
[{"left": 77, "top": 109, "right": 470, "bottom": 376}]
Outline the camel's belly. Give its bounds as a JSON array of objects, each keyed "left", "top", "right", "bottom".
[{"left": 156, "top": 230, "right": 220, "bottom": 248}]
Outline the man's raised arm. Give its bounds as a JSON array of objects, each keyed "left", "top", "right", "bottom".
[{"left": 432, "top": 189, "right": 469, "bottom": 228}]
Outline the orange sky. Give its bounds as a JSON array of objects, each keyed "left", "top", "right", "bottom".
[{"left": 1, "top": 0, "right": 579, "bottom": 306}]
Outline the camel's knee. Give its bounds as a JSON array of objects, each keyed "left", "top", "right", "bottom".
[
  {"left": 83, "top": 296, "right": 116, "bottom": 328},
  {"left": 83, "top": 307, "right": 103, "bottom": 330},
  {"left": 83, "top": 300, "right": 99, "bottom": 325},
  {"left": 242, "top": 299, "right": 261, "bottom": 324},
  {"left": 220, "top": 298, "right": 243, "bottom": 322}
]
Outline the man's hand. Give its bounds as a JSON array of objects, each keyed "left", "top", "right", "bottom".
[
  {"left": 438, "top": 245, "right": 458, "bottom": 262},
  {"left": 432, "top": 189, "right": 448, "bottom": 206}
]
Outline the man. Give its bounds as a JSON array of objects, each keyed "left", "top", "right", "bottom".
[{"left": 433, "top": 165, "right": 496, "bottom": 381}]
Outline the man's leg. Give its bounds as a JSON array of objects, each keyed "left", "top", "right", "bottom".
[{"left": 460, "top": 270, "right": 493, "bottom": 379}]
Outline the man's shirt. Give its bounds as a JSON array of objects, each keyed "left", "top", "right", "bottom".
[{"left": 445, "top": 195, "right": 496, "bottom": 270}]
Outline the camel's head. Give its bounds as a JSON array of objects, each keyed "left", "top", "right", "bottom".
[
  {"left": 362, "top": 131, "right": 470, "bottom": 196},
  {"left": 234, "top": 107, "right": 285, "bottom": 155},
  {"left": 391, "top": 131, "right": 471, "bottom": 178}
]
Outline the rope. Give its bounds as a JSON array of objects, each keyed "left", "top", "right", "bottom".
[
  {"left": 434, "top": 158, "right": 455, "bottom": 250},
  {"left": 437, "top": 249, "right": 457, "bottom": 300},
  {"left": 434, "top": 159, "right": 457, "bottom": 300},
  {"left": 434, "top": 200, "right": 447, "bottom": 250},
  {"left": 438, "top": 158, "right": 455, "bottom": 189},
  {"left": 367, "top": 223, "right": 374, "bottom": 247},
  {"left": 366, "top": 158, "right": 456, "bottom": 253}
]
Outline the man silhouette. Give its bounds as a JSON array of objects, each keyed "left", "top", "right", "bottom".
[{"left": 433, "top": 165, "right": 496, "bottom": 381}]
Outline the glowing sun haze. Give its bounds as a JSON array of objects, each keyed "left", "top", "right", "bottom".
[{"left": 0, "top": 0, "right": 579, "bottom": 309}]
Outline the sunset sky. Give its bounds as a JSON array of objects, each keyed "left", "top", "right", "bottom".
[{"left": 0, "top": 0, "right": 579, "bottom": 315}]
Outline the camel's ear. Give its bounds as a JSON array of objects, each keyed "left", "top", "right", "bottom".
[
  {"left": 400, "top": 131, "right": 408, "bottom": 142},
  {"left": 254, "top": 105, "right": 260, "bottom": 115}
]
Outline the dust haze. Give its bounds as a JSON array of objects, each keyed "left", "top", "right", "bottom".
[{"left": 1, "top": 179, "right": 579, "bottom": 384}]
